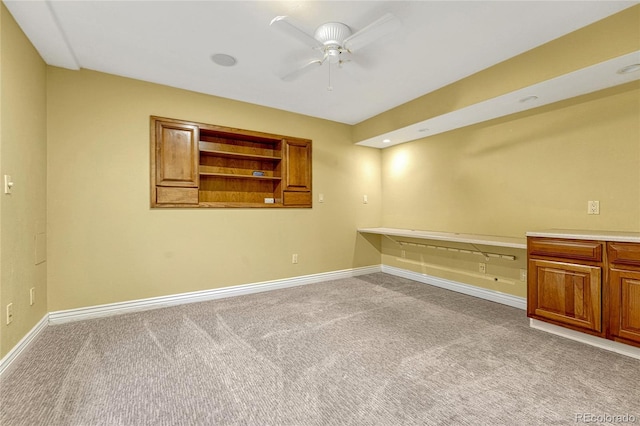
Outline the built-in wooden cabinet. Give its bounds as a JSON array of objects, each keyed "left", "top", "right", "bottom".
[
  {"left": 151, "top": 116, "right": 312, "bottom": 208},
  {"left": 608, "top": 242, "right": 640, "bottom": 346},
  {"left": 527, "top": 238, "right": 604, "bottom": 335},
  {"left": 283, "top": 139, "right": 312, "bottom": 206},
  {"left": 527, "top": 234, "right": 640, "bottom": 348},
  {"left": 152, "top": 120, "right": 200, "bottom": 205}
]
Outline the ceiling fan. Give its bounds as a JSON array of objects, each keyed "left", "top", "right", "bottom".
[{"left": 270, "top": 13, "right": 401, "bottom": 84}]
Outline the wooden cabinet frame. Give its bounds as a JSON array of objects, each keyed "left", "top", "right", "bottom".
[
  {"left": 150, "top": 116, "right": 312, "bottom": 208},
  {"left": 527, "top": 236, "right": 640, "bottom": 348}
]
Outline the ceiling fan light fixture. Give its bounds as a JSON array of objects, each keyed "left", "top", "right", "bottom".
[
  {"left": 271, "top": 13, "right": 400, "bottom": 83},
  {"left": 327, "top": 47, "right": 341, "bottom": 64},
  {"left": 314, "top": 22, "right": 352, "bottom": 46}
]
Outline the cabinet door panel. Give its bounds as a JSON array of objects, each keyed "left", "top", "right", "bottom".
[
  {"left": 284, "top": 139, "right": 311, "bottom": 191},
  {"left": 528, "top": 259, "right": 601, "bottom": 332},
  {"left": 156, "top": 121, "right": 199, "bottom": 187},
  {"left": 609, "top": 268, "right": 640, "bottom": 345}
]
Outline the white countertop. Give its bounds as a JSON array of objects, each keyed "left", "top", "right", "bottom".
[{"left": 526, "top": 229, "right": 640, "bottom": 243}]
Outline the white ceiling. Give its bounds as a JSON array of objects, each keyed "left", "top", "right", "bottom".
[{"left": 4, "top": 1, "right": 638, "bottom": 125}]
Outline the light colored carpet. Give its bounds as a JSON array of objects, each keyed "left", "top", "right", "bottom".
[{"left": 1, "top": 273, "right": 638, "bottom": 425}]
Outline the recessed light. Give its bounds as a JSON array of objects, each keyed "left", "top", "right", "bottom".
[
  {"left": 382, "top": 139, "right": 392, "bottom": 144},
  {"left": 617, "top": 64, "right": 640, "bottom": 74},
  {"left": 211, "top": 53, "right": 237, "bottom": 67},
  {"left": 519, "top": 95, "right": 538, "bottom": 103}
]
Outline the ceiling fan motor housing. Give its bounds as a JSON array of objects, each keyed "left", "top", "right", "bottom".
[{"left": 315, "top": 22, "right": 352, "bottom": 63}]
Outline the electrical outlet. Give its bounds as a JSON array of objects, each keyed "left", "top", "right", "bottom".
[
  {"left": 587, "top": 200, "right": 600, "bottom": 215},
  {"left": 6, "top": 303, "right": 13, "bottom": 325},
  {"left": 30, "top": 288, "right": 35, "bottom": 306},
  {"left": 401, "top": 249, "right": 406, "bottom": 258},
  {"left": 292, "top": 254, "right": 298, "bottom": 264},
  {"left": 479, "top": 263, "right": 486, "bottom": 274},
  {"left": 520, "top": 269, "right": 527, "bottom": 282}
]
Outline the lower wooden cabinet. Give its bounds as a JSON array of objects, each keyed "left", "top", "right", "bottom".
[
  {"left": 608, "top": 242, "right": 640, "bottom": 346},
  {"left": 527, "top": 235, "right": 640, "bottom": 348},
  {"left": 528, "top": 258, "right": 602, "bottom": 333},
  {"left": 609, "top": 268, "right": 640, "bottom": 344}
]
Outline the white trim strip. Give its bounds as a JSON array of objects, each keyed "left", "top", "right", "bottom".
[
  {"left": 49, "top": 265, "right": 382, "bottom": 325},
  {"left": 381, "top": 264, "right": 527, "bottom": 310},
  {"left": 0, "top": 314, "right": 49, "bottom": 377},
  {"left": 530, "top": 319, "right": 640, "bottom": 360}
]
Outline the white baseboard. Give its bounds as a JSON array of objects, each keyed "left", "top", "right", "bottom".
[
  {"left": 530, "top": 319, "right": 640, "bottom": 360},
  {"left": 4, "top": 264, "right": 636, "bottom": 377},
  {"left": 5, "top": 265, "right": 520, "bottom": 377},
  {"left": 49, "top": 265, "right": 382, "bottom": 325},
  {"left": 382, "top": 264, "right": 527, "bottom": 310},
  {"left": 380, "top": 264, "right": 640, "bottom": 360},
  {"left": 2, "top": 266, "right": 380, "bottom": 377},
  {"left": 0, "top": 314, "right": 49, "bottom": 377}
]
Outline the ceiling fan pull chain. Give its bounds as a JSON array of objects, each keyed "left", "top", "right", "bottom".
[{"left": 327, "top": 63, "right": 333, "bottom": 91}]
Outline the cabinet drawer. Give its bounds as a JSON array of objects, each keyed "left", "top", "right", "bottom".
[
  {"left": 608, "top": 242, "right": 640, "bottom": 268},
  {"left": 283, "top": 191, "right": 311, "bottom": 206},
  {"left": 156, "top": 187, "right": 199, "bottom": 204},
  {"left": 528, "top": 238, "right": 602, "bottom": 262}
]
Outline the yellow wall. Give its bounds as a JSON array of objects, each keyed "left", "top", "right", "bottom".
[
  {"left": 357, "top": 6, "right": 640, "bottom": 299},
  {"left": 370, "top": 5, "right": 640, "bottom": 297},
  {"left": 0, "top": 3, "right": 48, "bottom": 357},
  {"left": 46, "top": 68, "right": 382, "bottom": 312},
  {"left": 379, "top": 82, "right": 640, "bottom": 297}
]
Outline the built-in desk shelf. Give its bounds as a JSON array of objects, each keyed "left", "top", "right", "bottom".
[
  {"left": 358, "top": 227, "right": 526, "bottom": 261},
  {"left": 358, "top": 227, "right": 527, "bottom": 249}
]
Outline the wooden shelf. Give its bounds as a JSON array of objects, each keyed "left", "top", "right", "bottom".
[
  {"left": 151, "top": 116, "right": 311, "bottom": 208},
  {"left": 199, "top": 147, "right": 281, "bottom": 162},
  {"left": 199, "top": 172, "right": 282, "bottom": 181},
  {"left": 358, "top": 227, "right": 527, "bottom": 249},
  {"left": 199, "top": 201, "right": 285, "bottom": 208}
]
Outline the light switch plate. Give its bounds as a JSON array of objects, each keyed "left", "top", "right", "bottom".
[{"left": 4, "top": 175, "right": 14, "bottom": 194}]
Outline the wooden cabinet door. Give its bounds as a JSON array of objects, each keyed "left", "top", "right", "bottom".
[
  {"left": 155, "top": 120, "right": 199, "bottom": 188},
  {"left": 528, "top": 259, "right": 602, "bottom": 332},
  {"left": 609, "top": 268, "right": 640, "bottom": 345},
  {"left": 284, "top": 139, "right": 311, "bottom": 191}
]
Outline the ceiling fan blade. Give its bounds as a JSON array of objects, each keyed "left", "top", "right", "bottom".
[
  {"left": 281, "top": 58, "right": 325, "bottom": 82},
  {"left": 270, "top": 16, "right": 323, "bottom": 49},
  {"left": 343, "top": 13, "right": 400, "bottom": 52}
]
